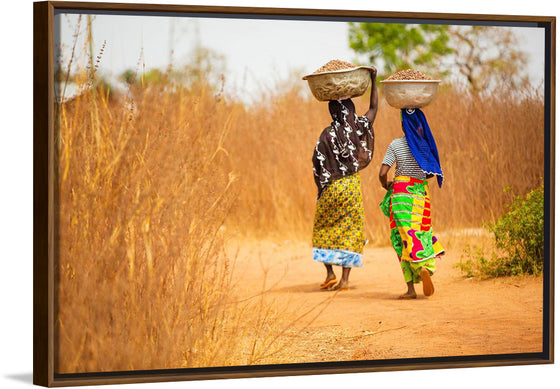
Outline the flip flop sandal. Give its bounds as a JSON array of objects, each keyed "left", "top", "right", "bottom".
[
  {"left": 327, "top": 283, "right": 348, "bottom": 291},
  {"left": 420, "top": 267, "right": 435, "bottom": 296},
  {"left": 320, "top": 279, "right": 337, "bottom": 290},
  {"left": 399, "top": 293, "right": 417, "bottom": 299}
]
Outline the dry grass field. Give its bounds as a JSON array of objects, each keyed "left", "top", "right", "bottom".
[
  {"left": 225, "top": 82, "right": 544, "bottom": 242},
  {"left": 54, "top": 69, "right": 544, "bottom": 373}
]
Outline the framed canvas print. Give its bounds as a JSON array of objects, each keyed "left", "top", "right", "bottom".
[{"left": 33, "top": 1, "right": 555, "bottom": 387}]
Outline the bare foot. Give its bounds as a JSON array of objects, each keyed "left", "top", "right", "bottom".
[
  {"left": 399, "top": 291, "right": 417, "bottom": 299},
  {"left": 420, "top": 267, "right": 435, "bottom": 296},
  {"left": 327, "top": 280, "right": 349, "bottom": 291}
]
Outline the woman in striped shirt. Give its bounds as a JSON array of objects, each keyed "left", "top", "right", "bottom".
[{"left": 379, "top": 108, "right": 445, "bottom": 299}]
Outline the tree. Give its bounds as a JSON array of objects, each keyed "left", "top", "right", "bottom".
[
  {"left": 178, "top": 46, "right": 226, "bottom": 90},
  {"left": 347, "top": 22, "right": 530, "bottom": 93},
  {"left": 448, "top": 26, "right": 529, "bottom": 92},
  {"left": 120, "top": 69, "right": 137, "bottom": 85},
  {"left": 348, "top": 22, "right": 453, "bottom": 75}
]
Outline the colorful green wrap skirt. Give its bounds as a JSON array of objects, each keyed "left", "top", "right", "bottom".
[
  {"left": 380, "top": 176, "right": 445, "bottom": 283},
  {"left": 312, "top": 173, "right": 366, "bottom": 268}
]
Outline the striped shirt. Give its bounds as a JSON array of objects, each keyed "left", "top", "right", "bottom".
[{"left": 382, "top": 137, "right": 427, "bottom": 180}]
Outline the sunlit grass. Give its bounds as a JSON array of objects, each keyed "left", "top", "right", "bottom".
[{"left": 54, "top": 54, "right": 544, "bottom": 372}]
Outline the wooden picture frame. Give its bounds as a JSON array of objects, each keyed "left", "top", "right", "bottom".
[{"left": 34, "top": 1, "right": 555, "bottom": 386}]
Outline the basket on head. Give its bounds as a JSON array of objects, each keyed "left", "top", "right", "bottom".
[
  {"left": 302, "top": 64, "right": 375, "bottom": 102},
  {"left": 380, "top": 79, "right": 441, "bottom": 109},
  {"left": 380, "top": 70, "right": 441, "bottom": 109}
]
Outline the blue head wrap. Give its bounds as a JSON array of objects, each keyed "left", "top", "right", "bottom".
[{"left": 401, "top": 108, "right": 443, "bottom": 187}]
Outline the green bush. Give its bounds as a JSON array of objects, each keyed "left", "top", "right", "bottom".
[{"left": 456, "top": 184, "right": 544, "bottom": 277}]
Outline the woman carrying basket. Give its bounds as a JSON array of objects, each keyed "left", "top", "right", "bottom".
[
  {"left": 312, "top": 68, "right": 378, "bottom": 291},
  {"left": 379, "top": 108, "right": 445, "bottom": 299}
]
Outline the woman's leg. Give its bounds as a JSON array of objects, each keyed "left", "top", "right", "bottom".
[
  {"left": 399, "top": 261, "right": 417, "bottom": 299},
  {"left": 324, "top": 264, "right": 336, "bottom": 280},
  {"left": 340, "top": 267, "right": 351, "bottom": 288},
  {"left": 403, "top": 281, "right": 416, "bottom": 298},
  {"left": 320, "top": 264, "right": 337, "bottom": 289},
  {"left": 328, "top": 267, "right": 351, "bottom": 290}
]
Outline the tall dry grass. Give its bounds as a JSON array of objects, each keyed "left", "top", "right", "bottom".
[
  {"left": 225, "top": 82, "right": 544, "bottom": 244},
  {"left": 55, "top": 73, "right": 309, "bottom": 372},
  {"left": 55, "top": 59, "right": 544, "bottom": 372}
]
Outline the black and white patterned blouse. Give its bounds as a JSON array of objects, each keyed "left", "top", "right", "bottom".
[{"left": 312, "top": 99, "right": 374, "bottom": 199}]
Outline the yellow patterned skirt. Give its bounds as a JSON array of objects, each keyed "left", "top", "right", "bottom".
[{"left": 312, "top": 173, "right": 365, "bottom": 267}]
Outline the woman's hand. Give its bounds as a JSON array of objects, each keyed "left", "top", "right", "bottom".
[
  {"left": 369, "top": 67, "right": 377, "bottom": 80},
  {"left": 383, "top": 181, "right": 393, "bottom": 191},
  {"left": 379, "top": 164, "right": 391, "bottom": 190}
]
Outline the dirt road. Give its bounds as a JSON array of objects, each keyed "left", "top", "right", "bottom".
[{"left": 227, "top": 238, "right": 543, "bottom": 364}]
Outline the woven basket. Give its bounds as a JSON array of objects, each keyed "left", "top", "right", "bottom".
[
  {"left": 380, "top": 79, "right": 441, "bottom": 109},
  {"left": 302, "top": 66, "right": 374, "bottom": 101}
]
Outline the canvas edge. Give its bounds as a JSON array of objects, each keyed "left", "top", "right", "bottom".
[
  {"left": 31, "top": 1, "right": 556, "bottom": 387},
  {"left": 34, "top": 1, "right": 56, "bottom": 387}
]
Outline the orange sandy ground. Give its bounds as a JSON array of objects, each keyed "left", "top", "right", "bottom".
[{"left": 226, "top": 239, "right": 543, "bottom": 364}]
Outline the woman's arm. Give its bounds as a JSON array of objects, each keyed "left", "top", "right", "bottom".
[
  {"left": 379, "top": 163, "right": 392, "bottom": 190},
  {"left": 365, "top": 68, "right": 378, "bottom": 124}
]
